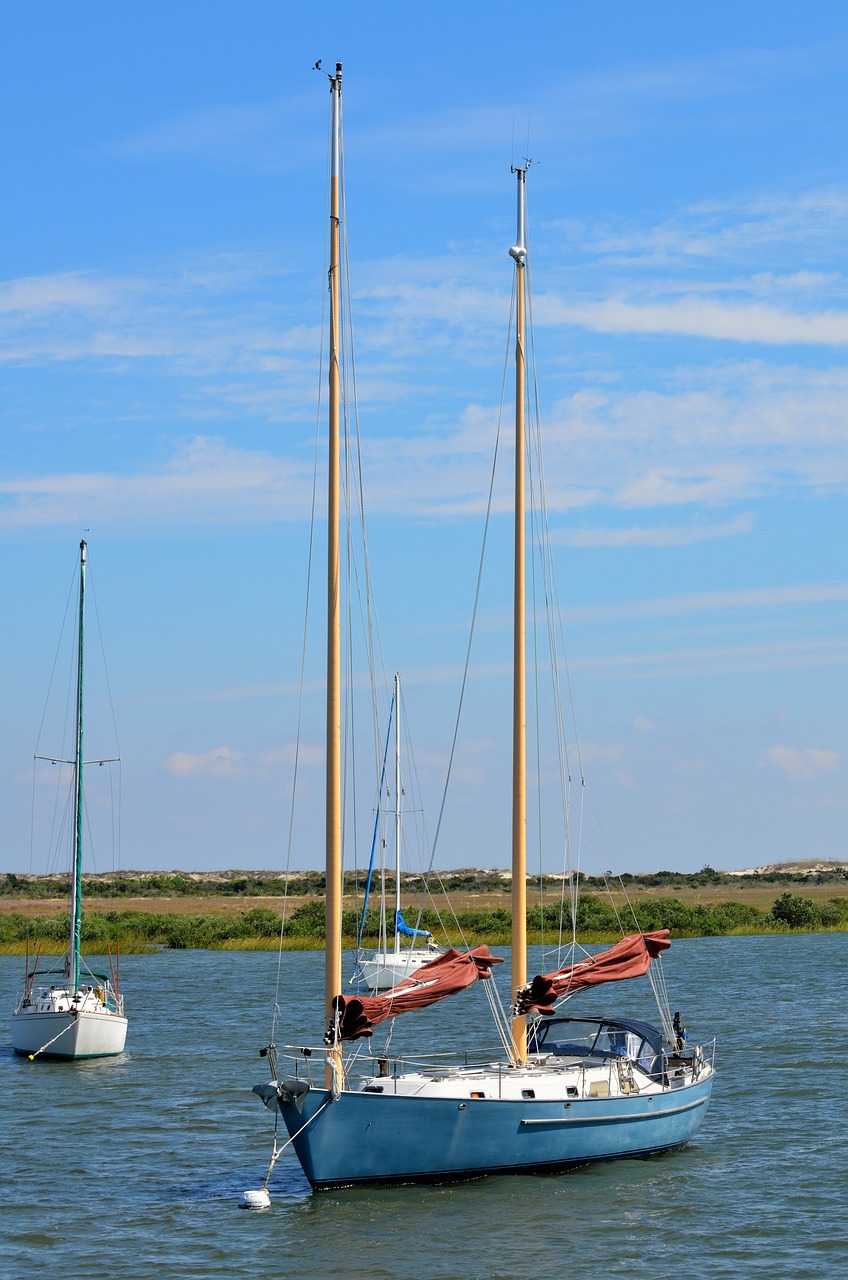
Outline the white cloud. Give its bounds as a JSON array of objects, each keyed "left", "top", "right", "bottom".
[
  {"left": 3, "top": 347, "right": 848, "bottom": 530},
  {"left": 573, "top": 741, "right": 626, "bottom": 765},
  {"left": 0, "top": 257, "right": 315, "bottom": 386},
  {"left": 0, "top": 436, "right": 316, "bottom": 531},
  {"left": 257, "top": 744, "right": 324, "bottom": 769},
  {"left": 105, "top": 102, "right": 288, "bottom": 161},
  {"left": 632, "top": 717, "right": 657, "bottom": 732},
  {"left": 164, "top": 743, "right": 325, "bottom": 781},
  {"left": 165, "top": 747, "right": 244, "bottom": 778},
  {"left": 567, "top": 581, "right": 848, "bottom": 623},
  {"left": 545, "top": 296, "right": 848, "bottom": 347},
  {"left": 328, "top": 360, "right": 848, "bottom": 517},
  {"left": 558, "top": 514, "right": 754, "bottom": 547},
  {"left": 4, "top": 205, "right": 848, "bottom": 532},
  {"left": 533, "top": 364, "right": 848, "bottom": 511},
  {"left": 537, "top": 189, "right": 848, "bottom": 353},
  {"left": 364, "top": 47, "right": 833, "bottom": 167},
  {"left": 573, "top": 638, "right": 848, "bottom": 679},
  {"left": 0, "top": 272, "right": 131, "bottom": 315},
  {"left": 557, "top": 189, "right": 848, "bottom": 271},
  {"left": 95, "top": 95, "right": 336, "bottom": 176},
  {"left": 762, "top": 745, "right": 841, "bottom": 779}
]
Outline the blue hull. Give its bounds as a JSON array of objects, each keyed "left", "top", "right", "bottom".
[{"left": 279, "top": 1075, "right": 713, "bottom": 1189}]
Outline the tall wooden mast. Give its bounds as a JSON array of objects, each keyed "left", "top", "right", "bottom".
[
  {"left": 325, "top": 63, "right": 343, "bottom": 1035},
  {"left": 70, "top": 538, "right": 87, "bottom": 993},
  {"left": 509, "top": 168, "right": 528, "bottom": 1062}
]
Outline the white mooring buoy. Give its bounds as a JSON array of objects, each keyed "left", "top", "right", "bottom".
[{"left": 241, "top": 1188, "right": 271, "bottom": 1210}]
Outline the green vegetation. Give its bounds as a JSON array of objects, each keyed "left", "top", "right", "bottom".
[
  {"left": 3, "top": 862, "right": 847, "bottom": 902},
  {"left": 2, "top": 890, "right": 846, "bottom": 953},
  {"left": 0, "top": 871, "right": 325, "bottom": 899},
  {"left": 0, "top": 906, "right": 286, "bottom": 951}
]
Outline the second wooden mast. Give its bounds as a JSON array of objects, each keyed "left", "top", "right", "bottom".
[
  {"left": 325, "top": 63, "right": 344, "bottom": 1041},
  {"left": 509, "top": 167, "right": 528, "bottom": 1063}
]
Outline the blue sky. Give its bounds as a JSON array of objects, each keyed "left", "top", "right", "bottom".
[{"left": 2, "top": 2, "right": 847, "bottom": 876}]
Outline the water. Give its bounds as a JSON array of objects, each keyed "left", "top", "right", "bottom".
[{"left": 2, "top": 934, "right": 846, "bottom": 1279}]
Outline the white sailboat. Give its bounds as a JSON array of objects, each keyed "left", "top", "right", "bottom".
[
  {"left": 351, "top": 673, "right": 441, "bottom": 991},
  {"left": 11, "top": 540, "right": 127, "bottom": 1061},
  {"left": 246, "top": 65, "right": 713, "bottom": 1197}
]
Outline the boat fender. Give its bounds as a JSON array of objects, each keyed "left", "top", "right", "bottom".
[
  {"left": 241, "top": 1188, "right": 271, "bottom": 1210},
  {"left": 252, "top": 1082, "right": 282, "bottom": 1112},
  {"left": 278, "top": 1078, "right": 310, "bottom": 1112},
  {"left": 278, "top": 1077, "right": 309, "bottom": 1100},
  {"left": 251, "top": 1080, "right": 307, "bottom": 1113}
]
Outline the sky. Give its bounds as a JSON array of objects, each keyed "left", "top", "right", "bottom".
[{"left": 1, "top": 1, "right": 847, "bottom": 877}]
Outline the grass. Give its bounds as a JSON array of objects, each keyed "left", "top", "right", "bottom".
[
  {"left": 3, "top": 871, "right": 847, "bottom": 952},
  {"left": 4, "top": 878, "right": 847, "bottom": 919},
  {"left": 1, "top": 919, "right": 845, "bottom": 957}
]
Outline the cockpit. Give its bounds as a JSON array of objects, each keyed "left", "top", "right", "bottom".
[{"left": 527, "top": 1015, "right": 665, "bottom": 1079}]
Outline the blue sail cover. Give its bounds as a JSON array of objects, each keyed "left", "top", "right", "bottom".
[
  {"left": 356, "top": 696, "right": 395, "bottom": 950},
  {"left": 395, "top": 910, "right": 432, "bottom": 940}
]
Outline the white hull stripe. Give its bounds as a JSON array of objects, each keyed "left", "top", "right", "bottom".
[{"left": 519, "top": 1095, "right": 709, "bottom": 1125}]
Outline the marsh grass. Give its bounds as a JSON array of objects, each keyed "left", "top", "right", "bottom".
[{"left": 2, "top": 886, "right": 847, "bottom": 955}]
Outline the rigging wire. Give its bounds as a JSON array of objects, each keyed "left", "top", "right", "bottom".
[
  {"left": 334, "top": 89, "right": 402, "bottom": 972},
  {"left": 266, "top": 97, "right": 676, "bottom": 1059},
  {"left": 87, "top": 556, "right": 123, "bottom": 873},
  {"left": 268, "top": 78, "right": 397, "bottom": 1039},
  {"left": 408, "top": 276, "right": 519, "bottom": 951},
  {"left": 31, "top": 559, "right": 78, "bottom": 879},
  {"left": 518, "top": 186, "right": 674, "bottom": 1032},
  {"left": 267, "top": 91, "right": 332, "bottom": 1046},
  {"left": 31, "top": 549, "right": 122, "bottom": 882}
]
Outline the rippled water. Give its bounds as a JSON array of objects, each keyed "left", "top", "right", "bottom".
[{"left": 2, "top": 934, "right": 846, "bottom": 1279}]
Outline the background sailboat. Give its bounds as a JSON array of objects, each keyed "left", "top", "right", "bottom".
[
  {"left": 11, "top": 540, "right": 127, "bottom": 1061},
  {"left": 247, "top": 67, "right": 714, "bottom": 1197},
  {"left": 351, "top": 673, "right": 441, "bottom": 991}
]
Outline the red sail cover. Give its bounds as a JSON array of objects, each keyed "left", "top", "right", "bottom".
[
  {"left": 327, "top": 945, "right": 504, "bottom": 1043},
  {"left": 514, "top": 930, "right": 671, "bottom": 1017}
]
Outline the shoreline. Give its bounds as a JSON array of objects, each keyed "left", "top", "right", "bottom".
[
  {"left": 1, "top": 920, "right": 845, "bottom": 957},
  {"left": 4, "top": 877, "right": 846, "bottom": 953}
]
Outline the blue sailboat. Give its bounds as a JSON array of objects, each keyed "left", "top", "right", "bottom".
[{"left": 246, "top": 64, "right": 713, "bottom": 1198}]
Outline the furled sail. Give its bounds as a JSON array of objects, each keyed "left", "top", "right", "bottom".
[
  {"left": 326, "top": 945, "right": 503, "bottom": 1043},
  {"left": 513, "top": 930, "right": 671, "bottom": 1017},
  {"left": 394, "top": 910, "right": 432, "bottom": 940}
]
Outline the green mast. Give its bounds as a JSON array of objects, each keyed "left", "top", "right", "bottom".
[{"left": 69, "top": 538, "right": 86, "bottom": 992}]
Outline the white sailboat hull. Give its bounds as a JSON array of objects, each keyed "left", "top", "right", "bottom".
[
  {"left": 354, "top": 948, "right": 442, "bottom": 990},
  {"left": 277, "top": 1068, "right": 714, "bottom": 1189},
  {"left": 12, "top": 1008, "right": 128, "bottom": 1059},
  {"left": 16, "top": 540, "right": 129, "bottom": 1062}
]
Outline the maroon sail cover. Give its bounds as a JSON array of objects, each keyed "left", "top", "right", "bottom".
[
  {"left": 326, "top": 945, "right": 504, "bottom": 1043},
  {"left": 513, "top": 930, "right": 671, "bottom": 1017}
]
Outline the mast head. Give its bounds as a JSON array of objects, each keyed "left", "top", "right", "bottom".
[
  {"left": 509, "top": 163, "right": 528, "bottom": 264},
  {"left": 80, "top": 539, "right": 87, "bottom": 562},
  {"left": 314, "top": 59, "right": 342, "bottom": 87}
]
